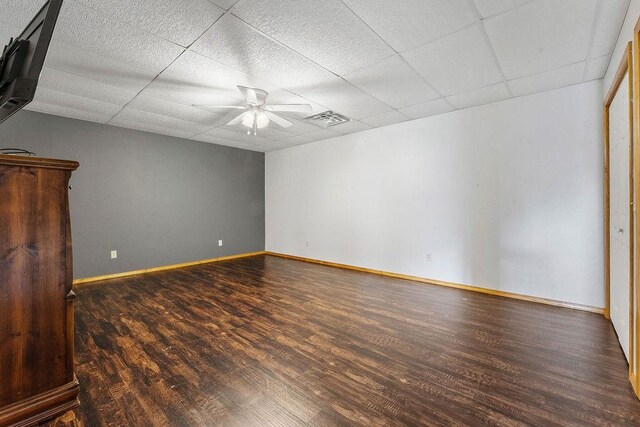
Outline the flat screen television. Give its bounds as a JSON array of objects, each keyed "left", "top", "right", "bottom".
[{"left": 0, "top": 0, "right": 63, "bottom": 125}]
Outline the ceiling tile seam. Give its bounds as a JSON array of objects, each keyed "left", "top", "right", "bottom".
[
  {"left": 588, "top": 51, "right": 614, "bottom": 80},
  {"left": 394, "top": 57, "right": 457, "bottom": 111},
  {"left": 28, "top": 100, "right": 112, "bottom": 122},
  {"left": 188, "top": 11, "right": 359, "bottom": 99},
  {"left": 464, "top": 0, "right": 513, "bottom": 97},
  {"left": 581, "top": 0, "right": 603, "bottom": 81},
  {"left": 207, "top": 0, "right": 240, "bottom": 10},
  {"left": 600, "top": 0, "right": 634, "bottom": 80},
  {"left": 392, "top": 109, "right": 410, "bottom": 120},
  {"left": 111, "top": 118, "right": 201, "bottom": 136},
  {"left": 37, "top": 67, "right": 139, "bottom": 101},
  {"left": 35, "top": 85, "right": 127, "bottom": 109},
  {"left": 106, "top": 49, "right": 189, "bottom": 124},
  {"left": 67, "top": 0, "right": 190, "bottom": 49},
  {"left": 509, "top": 80, "right": 600, "bottom": 103},
  {"left": 218, "top": 12, "right": 436, "bottom": 114},
  {"left": 480, "top": 0, "right": 537, "bottom": 20},
  {"left": 393, "top": 20, "right": 480, "bottom": 56},
  {"left": 337, "top": 0, "right": 400, "bottom": 56},
  {"left": 168, "top": 51, "right": 336, "bottom": 114},
  {"left": 185, "top": 8, "right": 233, "bottom": 49},
  {"left": 396, "top": 98, "right": 453, "bottom": 112},
  {"left": 327, "top": 76, "right": 419, "bottom": 117},
  {"left": 181, "top": 23, "right": 397, "bottom": 121},
  {"left": 444, "top": 81, "right": 512, "bottom": 102},
  {"left": 225, "top": 12, "right": 343, "bottom": 90},
  {"left": 341, "top": 53, "right": 446, "bottom": 108},
  {"left": 503, "top": 55, "right": 599, "bottom": 86},
  {"left": 501, "top": 58, "right": 591, "bottom": 90},
  {"left": 189, "top": 134, "right": 244, "bottom": 146},
  {"left": 125, "top": 104, "right": 226, "bottom": 130}
]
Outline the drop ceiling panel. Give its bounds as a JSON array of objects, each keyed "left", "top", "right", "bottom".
[
  {"left": 302, "top": 78, "right": 393, "bottom": 120},
  {"left": 265, "top": 117, "right": 323, "bottom": 136},
  {"left": 74, "top": 0, "right": 224, "bottom": 47},
  {"left": 225, "top": 122, "right": 292, "bottom": 141},
  {"left": 0, "top": 0, "right": 44, "bottom": 45},
  {"left": 33, "top": 87, "right": 124, "bottom": 118},
  {"left": 111, "top": 108, "right": 213, "bottom": 134},
  {"left": 402, "top": 25, "right": 503, "bottom": 96},
  {"left": 508, "top": 62, "right": 585, "bottom": 97},
  {"left": 446, "top": 83, "right": 510, "bottom": 109},
  {"left": 361, "top": 110, "right": 409, "bottom": 127},
  {"left": 301, "top": 128, "right": 343, "bottom": 142},
  {"left": 484, "top": 0, "right": 596, "bottom": 79},
  {"left": 585, "top": 55, "right": 611, "bottom": 81},
  {"left": 280, "top": 134, "right": 316, "bottom": 147},
  {"left": 209, "top": 0, "right": 236, "bottom": 10},
  {"left": 54, "top": 1, "right": 184, "bottom": 74},
  {"left": 398, "top": 98, "right": 455, "bottom": 119},
  {"left": 141, "top": 51, "right": 280, "bottom": 107},
  {"left": 329, "top": 120, "right": 373, "bottom": 135},
  {"left": 110, "top": 117, "right": 199, "bottom": 139},
  {"left": 191, "top": 133, "right": 252, "bottom": 149},
  {"left": 127, "top": 94, "right": 225, "bottom": 126},
  {"left": 2, "top": 0, "right": 631, "bottom": 150},
  {"left": 231, "top": 0, "right": 395, "bottom": 75},
  {"left": 345, "top": 55, "right": 440, "bottom": 108},
  {"left": 44, "top": 41, "right": 160, "bottom": 93},
  {"left": 590, "top": 0, "right": 631, "bottom": 58},
  {"left": 472, "top": 0, "right": 530, "bottom": 18},
  {"left": 341, "top": 0, "right": 476, "bottom": 52},
  {"left": 38, "top": 67, "right": 138, "bottom": 106},
  {"left": 194, "top": 135, "right": 265, "bottom": 152},
  {"left": 261, "top": 92, "right": 330, "bottom": 119},
  {"left": 25, "top": 101, "right": 113, "bottom": 124},
  {"left": 191, "top": 14, "right": 337, "bottom": 94},
  {"left": 200, "top": 126, "right": 273, "bottom": 145}
]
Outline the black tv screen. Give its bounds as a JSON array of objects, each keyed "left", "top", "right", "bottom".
[{"left": 0, "top": 0, "right": 63, "bottom": 124}]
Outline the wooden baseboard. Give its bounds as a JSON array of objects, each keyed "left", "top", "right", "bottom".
[
  {"left": 265, "top": 252, "right": 605, "bottom": 315},
  {"left": 73, "top": 250, "right": 605, "bottom": 315},
  {"left": 0, "top": 377, "right": 79, "bottom": 427},
  {"left": 631, "top": 372, "right": 640, "bottom": 400},
  {"left": 73, "top": 251, "right": 266, "bottom": 285}
]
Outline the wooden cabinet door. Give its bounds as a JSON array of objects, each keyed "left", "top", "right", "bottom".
[{"left": 0, "top": 164, "right": 73, "bottom": 406}]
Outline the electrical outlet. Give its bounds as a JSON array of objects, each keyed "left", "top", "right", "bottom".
[
  {"left": 111, "top": 250, "right": 117, "bottom": 259},
  {"left": 305, "top": 240, "right": 309, "bottom": 247},
  {"left": 426, "top": 254, "right": 432, "bottom": 262},
  {"left": 218, "top": 240, "right": 223, "bottom": 247}
]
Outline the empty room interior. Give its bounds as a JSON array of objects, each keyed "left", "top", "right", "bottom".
[{"left": 3, "top": 0, "right": 640, "bottom": 426}]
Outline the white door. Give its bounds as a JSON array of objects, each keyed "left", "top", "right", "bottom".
[{"left": 609, "top": 72, "right": 631, "bottom": 362}]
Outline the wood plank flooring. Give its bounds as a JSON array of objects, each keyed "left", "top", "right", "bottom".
[{"left": 50, "top": 255, "right": 639, "bottom": 426}]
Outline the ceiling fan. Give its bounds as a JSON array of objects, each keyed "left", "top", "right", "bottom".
[{"left": 193, "top": 86, "right": 312, "bottom": 136}]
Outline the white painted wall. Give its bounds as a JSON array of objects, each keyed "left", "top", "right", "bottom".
[{"left": 266, "top": 81, "right": 604, "bottom": 308}]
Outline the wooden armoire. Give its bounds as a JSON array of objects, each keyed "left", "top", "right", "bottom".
[{"left": 0, "top": 155, "right": 80, "bottom": 426}]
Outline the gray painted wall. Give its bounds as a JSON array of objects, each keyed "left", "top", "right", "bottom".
[{"left": 0, "top": 110, "right": 265, "bottom": 278}]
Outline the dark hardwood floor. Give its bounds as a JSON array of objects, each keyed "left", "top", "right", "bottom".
[{"left": 49, "top": 255, "right": 639, "bottom": 426}]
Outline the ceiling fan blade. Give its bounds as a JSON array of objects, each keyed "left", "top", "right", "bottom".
[
  {"left": 226, "top": 112, "right": 246, "bottom": 126},
  {"left": 237, "top": 85, "right": 268, "bottom": 106},
  {"left": 263, "top": 111, "right": 293, "bottom": 128},
  {"left": 192, "top": 105, "right": 247, "bottom": 109},
  {"left": 264, "top": 104, "right": 312, "bottom": 113}
]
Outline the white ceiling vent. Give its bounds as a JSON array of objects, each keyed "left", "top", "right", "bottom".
[{"left": 304, "top": 110, "right": 352, "bottom": 127}]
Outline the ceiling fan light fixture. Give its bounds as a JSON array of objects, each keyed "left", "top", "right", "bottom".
[{"left": 242, "top": 110, "right": 269, "bottom": 129}]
